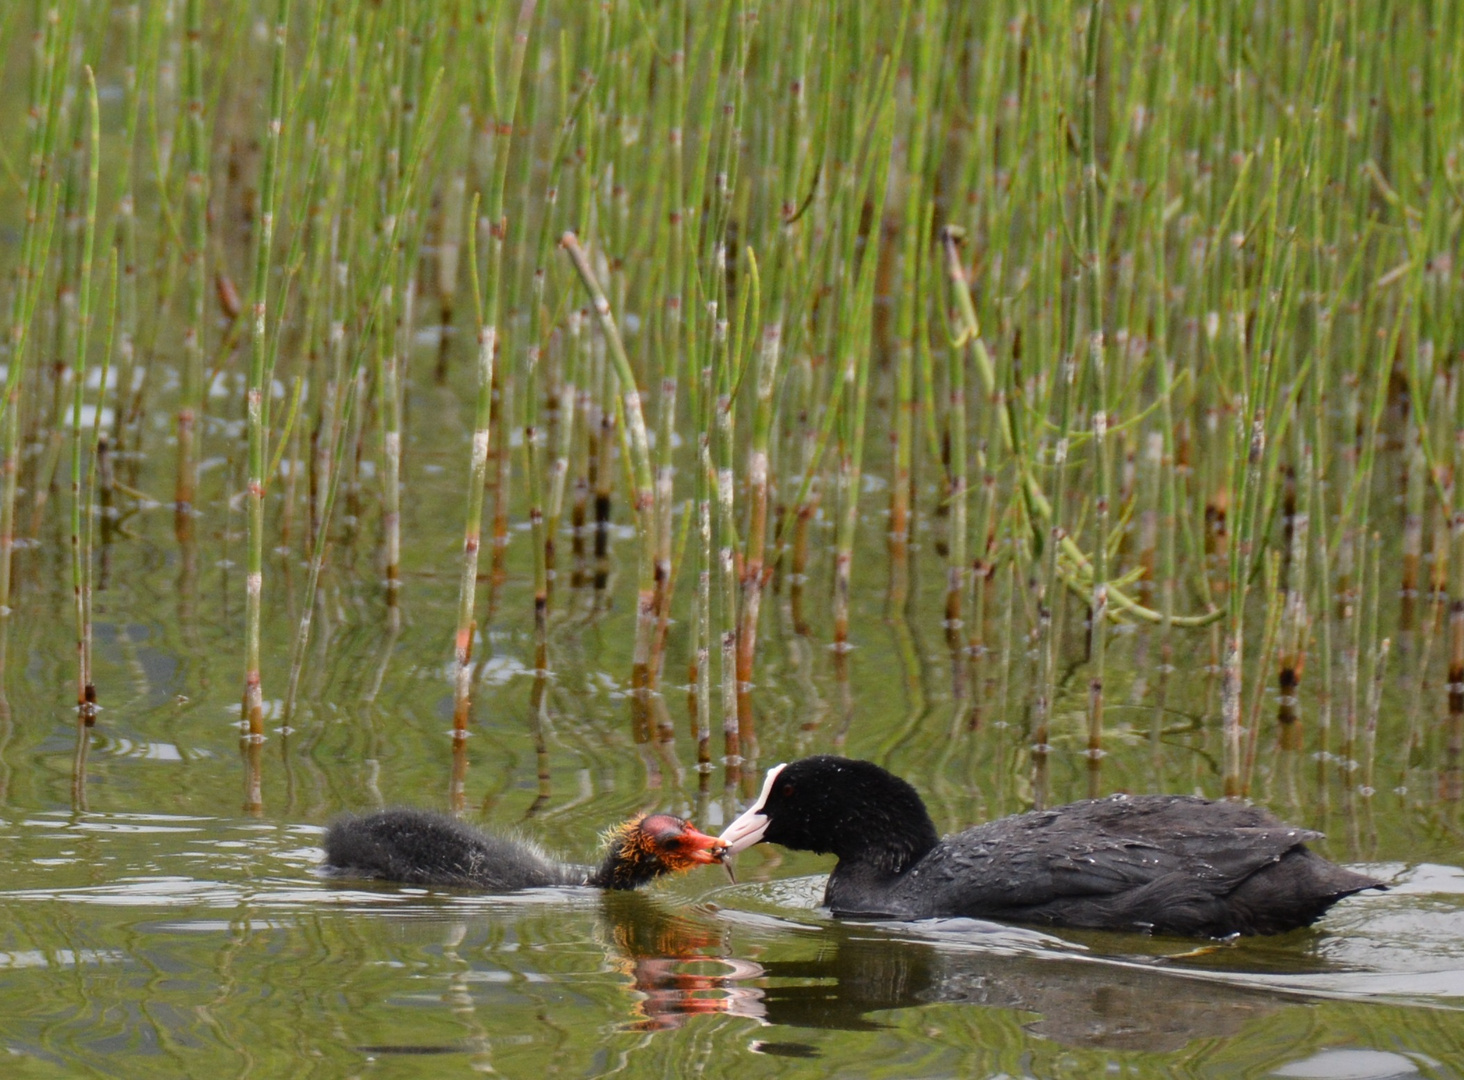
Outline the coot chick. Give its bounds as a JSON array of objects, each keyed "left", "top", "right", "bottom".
[
  {"left": 325, "top": 808, "right": 724, "bottom": 891},
  {"left": 718, "top": 757, "right": 1385, "bottom": 937}
]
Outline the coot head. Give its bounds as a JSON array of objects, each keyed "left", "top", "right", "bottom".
[
  {"left": 719, "top": 756, "right": 939, "bottom": 874},
  {"left": 592, "top": 813, "right": 726, "bottom": 890}
]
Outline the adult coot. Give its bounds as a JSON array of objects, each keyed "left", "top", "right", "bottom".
[
  {"left": 325, "top": 808, "right": 724, "bottom": 891},
  {"left": 717, "top": 756, "right": 1385, "bottom": 937}
]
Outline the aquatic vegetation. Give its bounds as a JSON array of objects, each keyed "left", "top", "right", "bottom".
[{"left": 0, "top": 1, "right": 1459, "bottom": 815}]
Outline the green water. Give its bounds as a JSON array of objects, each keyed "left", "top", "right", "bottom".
[{"left": 0, "top": 373, "right": 1459, "bottom": 1078}]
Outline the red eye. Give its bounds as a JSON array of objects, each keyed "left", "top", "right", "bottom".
[{"left": 781, "top": 784, "right": 795, "bottom": 798}]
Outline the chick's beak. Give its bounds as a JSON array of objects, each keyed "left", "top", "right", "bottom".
[{"left": 679, "top": 824, "right": 727, "bottom": 865}]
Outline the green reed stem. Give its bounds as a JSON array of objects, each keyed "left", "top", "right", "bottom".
[
  {"left": 2, "top": 1, "right": 71, "bottom": 639},
  {"left": 69, "top": 67, "right": 100, "bottom": 725},
  {"left": 110, "top": 1, "right": 148, "bottom": 452},
  {"left": 243, "top": 0, "right": 292, "bottom": 741},
  {"left": 939, "top": 227, "right": 969, "bottom": 637},
  {"left": 451, "top": 0, "right": 536, "bottom": 736},
  {"left": 889, "top": 0, "right": 939, "bottom": 584},
  {"left": 561, "top": 231, "right": 657, "bottom": 646},
  {"left": 176, "top": 0, "right": 207, "bottom": 530},
  {"left": 1081, "top": 0, "right": 1109, "bottom": 796}
]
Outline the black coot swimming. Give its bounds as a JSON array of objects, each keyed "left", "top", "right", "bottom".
[
  {"left": 325, "top": 808, "right": 724, "bottom": 891},
  {"left": 718, "top": 756, "right": 1385, "bottom": 937}
]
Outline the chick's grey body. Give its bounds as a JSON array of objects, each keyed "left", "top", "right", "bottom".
[
  {"left": 828, "top": 793, "right": 1379, "bottom": 937},
  {"left": 323, "top": 808, "right": 587, "bottom": 890}
]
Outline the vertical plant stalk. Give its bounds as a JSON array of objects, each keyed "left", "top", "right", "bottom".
[
  {"left": 524, "top": 329, "right": 548, "bottom": 654},
  {"left": 434, "top": 104, "right": 471, "bottom": 384},
  {"left": 592, "top": 323, "right": 614, "bottom": 593},
  {"left": 1147, "top": 48, "right": 1186, "bottom": 770},
  {"left": 737, "top": 258, "right": 773, "bottom": 752},
  {"left": 938, "top": 227, "right": 996, "bottom": 723},
  {"left": 83, "top": 252, "right": 118, "bottom": 740},
  {"left": 690, "top": 302, "right": 717, "bottom": 772},
  {"left": 1220, "top": 428, "right": 1262, "bottom": 798},
  {"left": 569, "top": 310, "right": 591, "bottom": 584},
  {"left": 176, "top": 0, "right": 207, "bottom": 541},
  {"left": 243, "top": 0, "right": 293, "bottom": 741},
  {"left": 530, "top": 136, "right": 566, "bottom": 615},
  {"left": 31, "top": 95, "right": 85, "bottom": 543},
  {"left": 1222, "top": 136, "right": 1291, "bottom": 798},
  {"left": 544, "top": 319, "right": 578, "bottom": 597},
  {"left": 889, "top": 0, "right": 939, "bottom": 606},
  {"left": 525, "top": 57, "right": 595, "bottom": 630},
  {"left": 680, "top": 1, "right": 734, "bottom": 779},
  {"left": 2, "top": 2, "right": 70, "bottom": 643},
  {"left": 1242, "top": 553, "right": 1286, "bottom": 795},
  {"left": 110, "top": 2, "right": 144, "bottom": 453},
  {"left": 561, "top": 231, "right": 658, "bottom": 716},
  {"left": 451, "top": 0, "right": 536, "bottom": 736},
  {"left": 1362, "top": 637, "right": 1390, "bottom": 797},
  {"left": 938, "top": 228, "right": 968, "bottom": 647},
  {"left": 379, "top": 10, "right": 425, "bottom": 619},
  {"left": 1081, "top": 0, "right": 1110, "bottom": 799},
  {"left": 714, "top": 4, "right": 749, "bottom": 782},
  {"left": 1276, "top": 458, "right": 1310, "bottom": 751},
  {"left": 941, "top": 201, "right": 1212, "bottom": 632},
  {"left": 1356, "top": 531, "right": 1383, "bottom": 793},
  {"left": 1400, "top": 425, "right": 1425, "bottom": 637},
  {"left": 1030, "top": 54, "right": 1085, "bottom": 807},
  {"left": 651, "top": 0, "right": 687, "bottom": 695},
  {"left": 1449, "top": 352, "right": 1464, "bottom": 800},
  {"left": 714, "top": 307, "right": 741, "bottom": 775},
  {"left": 832, "top": 37, "right": 905, "bottom": 649},
  {"left": 377, "top": 283, "right": 404, "bottom": 615},
  {"left": 734, "top": 0, "right": 810, "bottom": 758},
  {"left": 453, "top": 213, "right": 496, "bottom": 733},
  {"left": 281, "top": 13, "right": 376, "bottom": 718},
  {"left": 69, "top": 68, "right": 102, "bottom": 726}
]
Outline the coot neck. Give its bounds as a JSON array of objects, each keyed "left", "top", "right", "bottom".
[
  {"left": 819, "top": 814, "right": 937, "bottom": 916},
  {"left": 823, "top": 795, "right": 939, "bottom": 880},
  {"left": 823, "top": 859, "right": 914, "bottom": 915}
]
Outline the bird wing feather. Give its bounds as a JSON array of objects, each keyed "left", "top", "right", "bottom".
[{"left": 888, "top": 798, "right": 1316, "bottom": 919}]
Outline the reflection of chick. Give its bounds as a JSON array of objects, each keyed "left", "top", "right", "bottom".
[
  {"left": 323, "top": 808, "right": 723, "bottom": 891},
  {"left": 599, "top": 894, "right": 766, "bottom": 1032},
  {"left": 605, "top": 894, "right": 728, "bottom": 959}
]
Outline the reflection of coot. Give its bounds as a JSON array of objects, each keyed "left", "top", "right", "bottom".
[
  {"left": 324, "top": 808, "right": 722, "bottom": 890},
  {"left": 592, "top": 898, "right": 1278, "bottom": 1052},
  {"left": 753, "top": 928, "right": 1279, "bottom": 1052},
  {"left": 720, "top": 757, "right": 1385, "bottom": 936}
]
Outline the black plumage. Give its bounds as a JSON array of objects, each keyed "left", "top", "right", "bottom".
[{"left": 719, "top": 757, "right": 1385, "bottom": 937}]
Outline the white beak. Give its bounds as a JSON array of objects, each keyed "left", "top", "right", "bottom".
[
  {"left": 717, "top": 764, "right": 785, "bottom": 854},
  {"left": 718, "top": 807, "right": 769, "bottom": 853}
]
